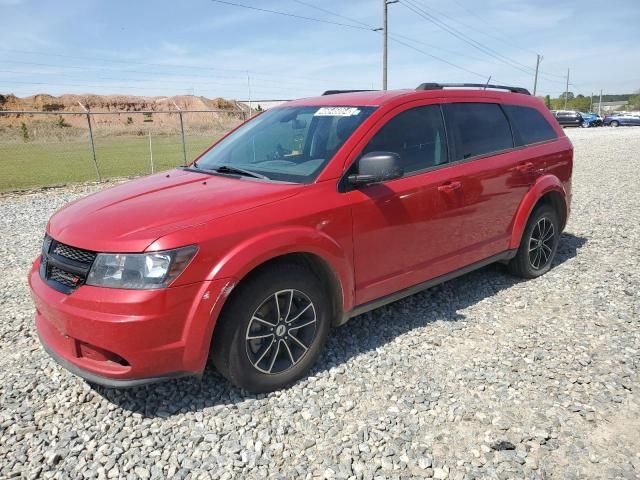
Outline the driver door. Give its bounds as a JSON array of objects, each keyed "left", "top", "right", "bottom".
[{"left": 345, "top": 103, "right": 470, "bottom": 305}]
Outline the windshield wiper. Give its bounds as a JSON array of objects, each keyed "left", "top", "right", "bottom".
[{"left": 211, "top": 165, "right": 269, "bottom": 180}]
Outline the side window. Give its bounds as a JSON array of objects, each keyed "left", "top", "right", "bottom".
[
  {"left": 443, "top": 103, "right": 513, "bottom": 161},
  {"left": 362, "top": 105, "right": 448, "bottom": 174},
  {"left": 504, "top": 105, "right": 558, "bottom": 146}
]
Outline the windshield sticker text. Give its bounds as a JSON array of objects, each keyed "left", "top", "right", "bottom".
[{"left": 314, "top": 107, "right": 361, "bottom": 117}]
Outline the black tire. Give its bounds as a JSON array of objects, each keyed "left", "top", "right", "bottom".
[
  {"left": 211, "top": 263, "right": 331, "bottom": 393},
  {"left": 508, "top": 204, "right": 560, "bottom": 279},
  {"left": 611, "top": 120, "right": 620, "bottom": 127}
]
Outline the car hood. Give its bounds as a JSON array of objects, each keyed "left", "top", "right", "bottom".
[{"left": 47, "top": 169, "right": 302, "bottom": 252}]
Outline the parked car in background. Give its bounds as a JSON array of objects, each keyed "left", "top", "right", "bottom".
[
  {"left": 30, "top": 83, "right": 573, "bottom": 393},
  {"left": 553, "top": 110, "right": 583, "bottom": 128},
  {"left": 603, "top": 112, "right": 640, "bottom": 127},
  {"left": 578, "top": 112, "right": 602, "bottom": 128}
]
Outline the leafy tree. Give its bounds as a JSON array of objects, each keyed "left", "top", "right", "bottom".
[
  {"left": 57, "top": 115, "right": 69, "bottom": 128},
  {"left": 558, "top": 91, "right": 575, "bottom": 102},
  {"left": 544, "top": 95, "right": 551, "bottom": 109},
  {"left": 571, "top": 95, "right": 591, "bottom": 112},
  {"left": 20, "top": 122, "right": 29, "bottom": 141}
]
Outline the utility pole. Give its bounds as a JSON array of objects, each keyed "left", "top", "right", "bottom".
[
  {"left": 172, "top": 100, "right": 187, "bottom": 166},
  {"left": 382, "top": 0, "right": 398, "bottom": 90},
  {"left": 564, "top": 68, "right": 570, "bottom": 109},
  {"left": 598, "top": 89, "right": 603, "bottom": 116},
  {"left": 247, "top": 71, "right": 252, "bottom": 119},
  {"left": 533, "top": 54, "right": 542, "bottom": 96},
  {"left": 77, "top": 101, "right": 101, "bottom": 182}
]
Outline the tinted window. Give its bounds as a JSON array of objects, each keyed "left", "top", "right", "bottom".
[
  {"left": 443, "top": 103, "right": 513, "bottom": 161},
  {"left": 504, "top": 105, "right": 557, "bottom": 146},
  {"left": 362, "top": 105, "right": 447, "bottom": 174}
]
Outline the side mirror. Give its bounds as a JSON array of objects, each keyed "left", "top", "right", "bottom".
[{"left": 348, "top": 151, "right": 403, "bottom": 186}]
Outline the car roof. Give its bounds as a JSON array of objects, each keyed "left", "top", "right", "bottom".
[{"left": 282, "top": 88, "right": 538, "bottom": 108}]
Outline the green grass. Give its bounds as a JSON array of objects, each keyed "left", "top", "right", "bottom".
[{"left": 0, "top": 135, "right": 220, "bottom": 191}]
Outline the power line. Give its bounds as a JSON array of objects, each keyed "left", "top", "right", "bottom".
[
  {"left": 400, "top": 0, "right": 535, "bottom": 77},
  {"left": 0, "top": 60, "right": 338, "bottom": 92},
  {"left": 290, "top": 0, "right": 487, "bottom": 62},
  {"left": 0, "top": 48, "right": 339, "bottom": 85},
  {"left": 387, "top": 36, "right": 495, "bottom": 82},
  {"left": 0, "top": 68, "right": 323, "bottom": 95},
  {"left": 405, "top": 0, "right": 567, "bottom": 83},
  {"left": 427, "top": 0, "right": 538, "bottom": 56},
  {"left": 289, "top": 0, "right": 373, "bottom": 28},
  {"left": 210, "top": 0, "right": 375, "bottom": 31},
  {"left": 286, "top": 0, "right": 497, "bottom": 83},
  {"left": 0, "top": 78, "right": 312, "bottom": 96}
]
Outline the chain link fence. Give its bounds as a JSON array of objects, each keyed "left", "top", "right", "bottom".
[{"left": 0, "top": 109, "right": 246, "bottom": 192}]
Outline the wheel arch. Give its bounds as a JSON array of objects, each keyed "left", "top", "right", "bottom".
[
  {"left": 208, "top": 227, "right": 353, "bottom": 325},
  {"left": 228, "top": 252, "right": 345, "bottom": 327},
  {"left": 510, "top": 176, "right": 568, "bottom": 250}
]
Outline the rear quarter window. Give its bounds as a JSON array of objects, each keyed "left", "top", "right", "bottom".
[
  {"left": 443, "top": 103, "right": 513, "bottom": 161},
  {"left": 504, "top": 105, "right": 558, "bottom": 146}
]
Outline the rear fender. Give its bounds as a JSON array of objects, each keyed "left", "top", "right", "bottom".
[{"left": 510, "top": 175, "right": 567, "bottom": 249}]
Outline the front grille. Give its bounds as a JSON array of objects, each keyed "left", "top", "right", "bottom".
[
  {"left": 40, "top": 235, "right": 96, "bottom": 294},
  {"left": 52, "top": 243, "right": 96, "bottom": 264},
  {"left": 49, "top": 265, "right": 82, "bottom": 289}
]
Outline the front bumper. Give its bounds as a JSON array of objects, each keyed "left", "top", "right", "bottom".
[{"left": 29, "top": 257, "right": 233, "bottom": 387}]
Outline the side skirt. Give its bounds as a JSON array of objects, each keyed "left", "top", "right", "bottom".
[{"left": 337, "top": 249, "right": 517, "bottom": 326}]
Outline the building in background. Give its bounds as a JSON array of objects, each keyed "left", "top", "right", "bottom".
[{"left": 593, "top": 101, "right": 629, "bottom": 112}]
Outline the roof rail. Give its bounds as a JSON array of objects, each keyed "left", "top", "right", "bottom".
[
  {"left": 416, "top": 83, "right": 531, "bottom": 95},
  {"left": 322, "top": 89, "right": 377, "bottom": 96}
]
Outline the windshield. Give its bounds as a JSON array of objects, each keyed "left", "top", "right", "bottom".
[{"left": 194, "top": 106, "right": 375, "bottom": 183}]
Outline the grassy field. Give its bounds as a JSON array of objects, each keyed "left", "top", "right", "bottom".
[{"left": 0, "top": 134, "right": 222, "bottom": 192}]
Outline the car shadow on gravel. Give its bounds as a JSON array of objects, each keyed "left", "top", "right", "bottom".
[{"left": 93, "top": 232, "right": 586, "bottom": 415}]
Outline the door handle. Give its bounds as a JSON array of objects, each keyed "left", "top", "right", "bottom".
[
  {"left": 437, "top": 181, "right": 462, "bottom": 193},
  {"left": 515, "top": 162, "right": 534, "bottom": 173}
]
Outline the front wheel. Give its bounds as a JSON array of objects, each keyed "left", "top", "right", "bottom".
[
  {"left": 508, "top": 205, "right": 560, "bottom": 279},
  {"left": 211, "top": 263, "right": 331, "bottom": 393},
  {"left": 610, "top": 120, "right": 620, "bottom": 127}
]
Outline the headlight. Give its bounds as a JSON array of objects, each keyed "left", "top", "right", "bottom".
[{"left": 86, "top": 245, "right": 197, "bottom": 290}]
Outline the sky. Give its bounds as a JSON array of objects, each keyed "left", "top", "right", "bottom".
[{"left": 1, "top": 0, "right": 639, "bottom": 101}]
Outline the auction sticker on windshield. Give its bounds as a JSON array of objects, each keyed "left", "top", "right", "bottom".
[{"left": 314, "top": 107, "right": 361, "bottom": 117}]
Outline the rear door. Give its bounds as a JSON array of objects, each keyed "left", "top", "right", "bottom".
[{"left": 439, "top": 101, "right": 531, "bottom": 263}]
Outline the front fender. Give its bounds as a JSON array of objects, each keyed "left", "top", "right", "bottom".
[
  {"left": 208, "top": 226, "right": 355, "bottom": 312},
  {"left": 509, "top": 175, "right": 567, "bottom": 250}
]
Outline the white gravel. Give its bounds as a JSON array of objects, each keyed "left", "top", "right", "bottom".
[{"left": 1, "top": 127, "right": 639, "bottom": 479}]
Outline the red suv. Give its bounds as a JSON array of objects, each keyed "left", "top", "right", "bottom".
[{"left": 29, "top": 83, "right": 573, "bottom": 393}]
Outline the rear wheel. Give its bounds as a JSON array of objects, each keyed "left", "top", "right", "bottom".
[
  {"left": 581, "top": 121, "right": 590, "bottom": 128},
  {"left": 211, "top": 263, "right": 331, "bottom": 393},
  {"left": 508, "top": 204, "right": 560, "bottom": 279}
]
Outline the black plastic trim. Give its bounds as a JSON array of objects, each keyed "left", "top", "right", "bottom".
[
  {"left": 417, "top": 83, "right": 530, "bottom": 95},
  {"left": 336, "top": 250, "right": 517, "bottom": 325},
  {"left": 322, "top": 89, "right": 377, "bottom": 96}
]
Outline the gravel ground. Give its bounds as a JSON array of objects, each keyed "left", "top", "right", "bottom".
[{"left": 1, "top": 127, "right": 639, "bottom": 479}]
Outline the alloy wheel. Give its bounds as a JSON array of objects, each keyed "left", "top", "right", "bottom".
[
  {"left": 528, "top": 217, "right": 555, "bottom": 270},
  {"left": 245, "top": 289, "right": 317, "bottom": 374}
]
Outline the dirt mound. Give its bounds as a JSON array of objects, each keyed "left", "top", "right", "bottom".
[{"left": 1, "top": 93, "right": 240, "bottom": 114}]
